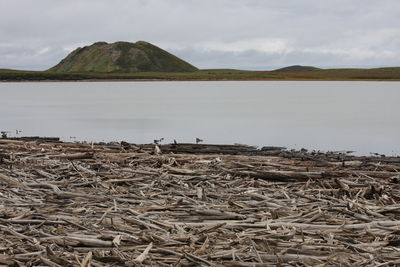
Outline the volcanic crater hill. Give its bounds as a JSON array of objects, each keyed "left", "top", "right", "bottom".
[{"left": 49, "top": 41, "right": 198, "bottom": 73}]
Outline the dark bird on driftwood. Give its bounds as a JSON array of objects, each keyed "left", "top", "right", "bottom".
[
  {"left": 196, "top": 137, "right": 203, "bottom": 144},
  {"left": 154, "top": 137, "right": 164, "bottom": 145},
  {"left": 173, "top": 139, "right": 178, "bottom": 145},
  {"left": 120, "top": 141, "right": 131, "bottom": 149},
  {"left": 1, "top": 131, "right": 8, "bottom": 139}
]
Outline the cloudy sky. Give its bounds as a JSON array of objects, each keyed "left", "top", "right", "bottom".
[{"left": 1, "top": 0, "right": 400, "bottom": 70}]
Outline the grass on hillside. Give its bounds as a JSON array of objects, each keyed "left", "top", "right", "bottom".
[{"left": 49, "top": 41, "right": 198, "bottom": 73}]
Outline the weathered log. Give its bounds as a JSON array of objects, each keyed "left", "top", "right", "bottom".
[
  {"left": 49, "top": 152, "right": 94, "bottom": 160},
  {"left": 0, "top": 173, "right": 29, "bottom": 188}
]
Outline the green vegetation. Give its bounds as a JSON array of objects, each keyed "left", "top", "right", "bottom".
[
  {"left": 2, "top": 67, "right": 400, "bottom": 81},
  {"left": 275, "top": 65, "right": 321, "bottom": 71},
  {"left": 49, "top": 41, "right": 198, "bottom": 73},
  {"left": 1, "top": 40, "right": 400, "bottom": 81}
]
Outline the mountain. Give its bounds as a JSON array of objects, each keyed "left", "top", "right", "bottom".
[
  {"left": 275, "top": 65, "right": 320, "bottom": 71},
  {"left": 49, "top": 41, "right": 198, "bottom": 73}
]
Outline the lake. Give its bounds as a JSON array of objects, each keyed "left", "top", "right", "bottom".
[{"left": 0, "top": 81, "right": 398, "bottom": 155}]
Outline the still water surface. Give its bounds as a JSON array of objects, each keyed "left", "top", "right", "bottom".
[{"left": 0, "top": 81, "right": 398, "bottom": 155}]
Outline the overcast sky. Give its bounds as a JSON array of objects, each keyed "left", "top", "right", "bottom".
[{"left": 1, "top": 0, "right": 400, "bottom": 70}]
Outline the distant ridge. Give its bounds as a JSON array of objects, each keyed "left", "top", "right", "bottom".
[
  {"left": 275, "top": 65, "right": 321, "bottom": 71},
  {"left": 49, "top": 41, "right": 198, "bottom": 73}
]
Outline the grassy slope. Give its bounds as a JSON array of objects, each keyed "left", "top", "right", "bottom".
[
  {"left": 275, "top": 65, "right": 321, "bottom": 71},
  {"left": 1, "top": 67, "right": 400, "bottom": 81},
  {"left": 49, "top": 41, "right": 198, "bottom": 73}
]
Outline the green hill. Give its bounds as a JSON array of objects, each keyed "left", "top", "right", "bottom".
[
  {"left": 49, "top": 41, "right": 198, "bottom": 73},
  {"left": 275, "top": 65, "right": 320, "bottom": 71}
]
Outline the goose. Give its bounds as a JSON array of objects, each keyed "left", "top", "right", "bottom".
[
  {"left": 196, "top": 137, "right": 203, "bottom": 144},
  {"left": 153, "top": 137, "right": 164, "bottom": 145},
  {"left": 1, "top": 131, "right": 8, "bottom": 138}
]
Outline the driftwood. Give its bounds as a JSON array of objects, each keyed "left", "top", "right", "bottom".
[
  {"left": 0, "top": 139, "right": 399, "bottom": 266},
  {"left": 2, "top": 136, "right": 60, "bottom": 142}
]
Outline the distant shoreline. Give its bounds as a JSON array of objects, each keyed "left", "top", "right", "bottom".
[
  {"left": 2, "top": 67, "right": 400, "bottom": 82},
  {"left": 2, "top": 78, "right": 400, "bottom": 82},
  {"left": 1, "top": 136, "right": 398, "bottom": 159},
  {"left": 1, "top": 136, "right": 398, "bottom": 158}
]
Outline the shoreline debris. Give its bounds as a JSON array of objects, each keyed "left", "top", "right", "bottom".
[{"left": 0, "top": 138, "right": 399, "bottom": 265}]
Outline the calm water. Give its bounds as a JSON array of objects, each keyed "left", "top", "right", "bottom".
[{"left": 0, "top": 81, "right": 399, "bottom": 155}]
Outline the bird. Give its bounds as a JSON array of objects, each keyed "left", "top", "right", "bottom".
[
  {"left": 153, "top": 137, "right": 164, "bottom": 145},
  {"left": 120, "top": 141, "right": 131, "bottom": 149},
  {"left": 195, "top": 137, "right": 203, "bottom": 144},
  {"left": 15, "top": 130, "right": 22, "bottom": 135},
  {"left": 1, "top": 131, "right": 9, "bottom": 139},
  {"left": 173, "top": 139, "right": 178, "bottom": 145}
]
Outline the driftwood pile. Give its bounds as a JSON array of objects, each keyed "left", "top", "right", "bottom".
[{"left": 0, "top": 139, "right": 400, "bottom": 266}]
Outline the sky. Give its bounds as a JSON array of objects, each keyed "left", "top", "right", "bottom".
[{"left": 1, "top": 0, "right": 400, "bottom": 70}]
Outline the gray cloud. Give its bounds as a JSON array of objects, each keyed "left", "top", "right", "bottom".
[{"left": 1, "top": 0, "right": 400, "bottom": 70}]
